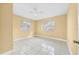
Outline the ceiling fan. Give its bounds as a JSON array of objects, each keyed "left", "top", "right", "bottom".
[{"left": 29, "top": 7, "right": 44, "bottom": 17}]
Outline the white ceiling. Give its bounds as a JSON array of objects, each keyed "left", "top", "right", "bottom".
[{"left": 13, "top": 3, "right": 69, "bottom": 20}]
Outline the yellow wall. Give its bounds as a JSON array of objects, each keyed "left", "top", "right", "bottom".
[
  {"left": 13, "top": 15, "right": 67, "bottom": 40},
  {"left": 67, "top": 4, "right": 77, "bottom": 54},
  {"left": 0, "top": 4, "right": 13, "bottom": 53},
  {"left": 35, "top": 15, "right": 67, "bottom": 39},
  {"left": 13, "top": 15, "right": 35, "bottom": 40}
]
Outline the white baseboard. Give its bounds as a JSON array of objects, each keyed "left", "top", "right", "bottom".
[
  {"left": 1, "top": 35, "right": 68, "bottom": 55},
  {"left": 66, "top": 40, "right": 72, "bottom": 55},
  {"left": 0, "top": 50, "right": 13, "bottom": 55},
  {"left": 1, "top": 36, "right": 33, "bottom": 55},
  {"left": 35, "top": 35, "right": 71, "bottom": 54},
  {"left": 35, "top": 35, "right": 67, "bottom": 42},
  {"left": 14, "top": 36, "right": 33, "bottom": 41}
]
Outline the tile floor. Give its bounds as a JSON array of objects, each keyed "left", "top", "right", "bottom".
[{"left": 9, "top": 37, "right": 70, "bottom": 55}]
